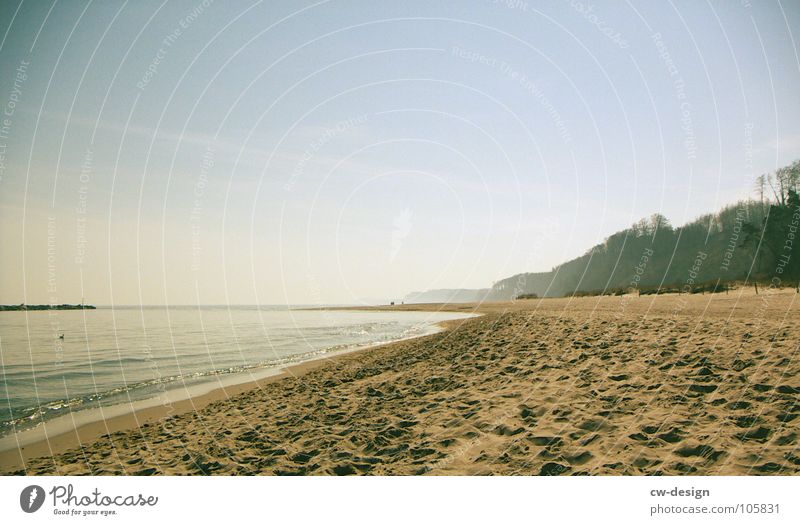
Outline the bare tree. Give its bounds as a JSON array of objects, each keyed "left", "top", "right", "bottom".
[
  {"left": 755, "top": 173, "right": 767, "bottom": 211},
  {"left": 770, "top": 164, "right": 800, "bottom": 206},
  {"left": 768, "top": 171, "right": 785, "bottom": 206}
]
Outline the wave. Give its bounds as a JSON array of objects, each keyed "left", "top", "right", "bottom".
[{"left": 0, "top": 315, "right": 446, "bottom": 437}]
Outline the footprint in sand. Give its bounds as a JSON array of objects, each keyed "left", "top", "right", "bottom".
[
  {"left": 736, "top": 426, "right": 772, "bottom": 443},
  {"left": 673, "top": 444, "right": 725, "bottom": 462},
  {"left": 539, "top": 462, "right": 570, "bottom": 475}
]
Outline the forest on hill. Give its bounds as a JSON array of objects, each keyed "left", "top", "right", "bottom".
[{"left": 486, "top": 160, "right": 800, "bottom": 300}]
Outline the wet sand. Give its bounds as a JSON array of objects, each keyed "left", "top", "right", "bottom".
[{"left": 2, "top": 288, "right": 799, "bottom": 475}]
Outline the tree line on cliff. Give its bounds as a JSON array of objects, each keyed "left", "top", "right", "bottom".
[{"left": 488, "top": 160, "right": 800, "bottom": 300}]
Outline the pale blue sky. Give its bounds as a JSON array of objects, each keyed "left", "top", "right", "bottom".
[{"left": 1, "top": 0, "right": 799, "bottom": 304}]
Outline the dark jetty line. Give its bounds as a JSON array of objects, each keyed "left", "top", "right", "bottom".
[{"left": 0, "top": 304, "right": 96, "bottom": 311}]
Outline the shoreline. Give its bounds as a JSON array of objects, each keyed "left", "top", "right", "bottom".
[
  {"left": 4, "top": 289, "right": 799, "bottom": 475},
  {"left": 0, "top": 312, "right": 475, "bottom": 472}
]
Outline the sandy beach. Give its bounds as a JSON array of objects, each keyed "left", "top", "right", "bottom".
[{"left": 2, "top": 288, "right": 798, "bottom": 475}]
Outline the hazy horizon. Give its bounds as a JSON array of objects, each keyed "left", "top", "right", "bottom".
[{"left": 2, "top": 0, "right": 799, "bottom": 305}]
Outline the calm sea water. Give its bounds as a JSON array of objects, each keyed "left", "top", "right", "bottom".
[{"left": 0, "top": 306, "right": 473, "bottom": 439}]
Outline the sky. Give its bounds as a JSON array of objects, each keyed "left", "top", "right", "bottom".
[{"left": 1, "top": 0, "right": 799, "bottom": 305}]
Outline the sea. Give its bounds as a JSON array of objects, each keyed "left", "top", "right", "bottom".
[{"left": 0, "top": 305, "right": 474, "bottom": 449}]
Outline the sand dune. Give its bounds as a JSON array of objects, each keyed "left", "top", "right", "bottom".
[{"left": 2, "top": 288, "right": 798, "bottom": 475}]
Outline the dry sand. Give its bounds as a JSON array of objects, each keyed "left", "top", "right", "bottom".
[{"left": 2, "top": 288, "right": 799, "bottom": 475}]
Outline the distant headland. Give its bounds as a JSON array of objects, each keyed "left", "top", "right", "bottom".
[{"left": 0, "top": 304, "right": 96, "bottom": 311}]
